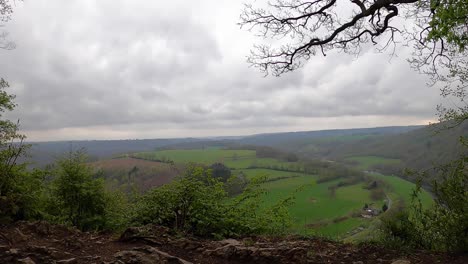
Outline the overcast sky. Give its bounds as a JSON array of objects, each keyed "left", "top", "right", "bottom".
[{"left": 1, "top": 0, "right": 441, "bottom": 141}]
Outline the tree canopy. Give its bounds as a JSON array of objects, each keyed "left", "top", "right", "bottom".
[
  {"left": 240, "top": 0, "right": 467, "bottom": 75},
  {"left": 240, "top": 0, "right": 468, "bottom": 122},
  {"left": 0, "top": 0, "right": 20, "bottom": 50}
]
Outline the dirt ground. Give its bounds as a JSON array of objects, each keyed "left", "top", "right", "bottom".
[{"left": 0, "top": 221, "right": 466, "bottom": 264}]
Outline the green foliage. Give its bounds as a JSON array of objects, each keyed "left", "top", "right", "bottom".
[
  {"left": 0, "top": 78, "right": 36, "bottom": 223},
  {"left": 132, "top": 166, "right": 295, "bottom": 237},
  {"left": 102, "top": 189, "right": 132, "bottom": 231},
  {"left": 382, "top": 203, "right": 388, "bottom": 212},
  {"left": 225, "top": 173, "right": 248, "bottom": 196},
  {"left": 132, "top": 166, "right": 228, "bottom": 236},
  {"left": 312, "top": 123, "right": 468, "bottom": 185},
  {"left": 379, "top": 153, "right": 468, "bottom": 252},
  {"left": 47, "top": 150, "right": 114, "bottom": 231},
  {"left": 224, "top": 174, "right": 295, "bottom": 236},
  {"left": 209, "top": 162, "right": 232, "bottom": 182},
  {"left": 429, "top": 0, "right": 468, "bottom": 51},
  {"left": 0, "top": 168, "right": 46, "bottom": 223},
  {"left": 379, "top": 210, "right": 421, "bottom": 250},
  {"left": 409, "top": 155, "right": 467, "bottom": 251}
]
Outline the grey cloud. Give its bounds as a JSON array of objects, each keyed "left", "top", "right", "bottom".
[{"left": 0, "top": 0, "right": 441, "bottom": 140}]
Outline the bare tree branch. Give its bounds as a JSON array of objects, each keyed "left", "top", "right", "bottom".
[{"left": 240, "top": 0, "right": 422, "bottom": 76}]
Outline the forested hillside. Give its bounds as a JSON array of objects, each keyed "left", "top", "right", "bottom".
[
  {"left": 293, "top": 122, "right": 468, "bottom": 182},
  {"left": 24, "top": 123, "right": 467, "bottom": 185}
]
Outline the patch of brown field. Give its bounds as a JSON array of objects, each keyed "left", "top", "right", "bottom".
[
  {"left": 89, "top": 157, "right": 182, "bottom": 190},
  {"left": 309, "top": 197, "right": 317, "bottom": 203}
]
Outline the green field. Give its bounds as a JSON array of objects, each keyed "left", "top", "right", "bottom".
[
  {"left": 225, "top": 157, "right": 296, "bottom": 169},
  {"left": 132, "top": 149, "right": 433, "bottom": 239},
  {"left": 257, "top": 175, "right": 376, "bottom": 236},
  {"left": 370, "top": 172, "right": 433, "bottom": 207},
  {"left": 233, "top": 168, "right": 305, "bottom": 180},
  {"left": 345, "top": 156, "right": 432, "bottom": 207},
  {"left": 345, "top": 156, "right": 401, "bottom": 171},
  {"left": 133, "top": 149, "right": 302, "bottom": 170}
]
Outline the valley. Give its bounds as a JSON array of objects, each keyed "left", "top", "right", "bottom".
[{"left": 88, "top": 143, "right": 434, "bottom": 241}]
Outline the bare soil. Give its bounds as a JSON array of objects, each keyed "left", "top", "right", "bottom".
[{"left": 0, "top": 221, "right": 466, "bottom": 264}]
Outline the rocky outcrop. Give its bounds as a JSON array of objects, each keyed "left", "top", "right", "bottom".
[
  {"left": 111, "top": 246, "right": 192, "bottom": 264},
  {"left": 0, "top": 222, "right": 466, "bottom": 264},
  {"left": 202, "top": 238, "right": 307, "bottom": 263}
]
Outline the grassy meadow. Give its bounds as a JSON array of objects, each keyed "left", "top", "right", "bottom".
[
  {"left": 129, "top": 149, "right": 433, "bottom": 240},
  {"left": 345, "top": 156, "right": 402, "bottom": 171},
  {"left": 133, "top": 149, "right": 302, "bottom": 170}
]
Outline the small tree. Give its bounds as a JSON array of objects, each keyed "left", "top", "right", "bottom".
[
  {"left": 49, "top": 150, "right": 108, "bottom": 231},
  {"left": 380, "top": 154, "right": 468, "bottom": 252},
  {"left": 0, "top": 78, "right": 36, "bottom": 222},
  {"left": 132, "top": 166, "right": 296, "bottom": 237},
  {"left": 410, "top": 155, "right": 468, "bottom": 251},
  {"left": 210, "top": 162, "right": 232, "bottom": 182},
  {"left": 132, "top": 165, "right": 228, "bottom": 236}
]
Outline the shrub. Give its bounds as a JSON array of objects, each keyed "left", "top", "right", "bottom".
[
  {"left": 132, "top": 165, "right": 295, "bottom": 237},
  {"left": 0, "top": 78, "right": 41, "bottom": 223},
  {"left": 132, "top": 166, "right": 227, "bottom": 236},
  {"left": 379, "top": 154, "right": 468, "bottom": 252},
  {"left": 209, "top": 162, "right": 231, "bottom": 182},
  {"left": 47, "top": 150, "right": 111, "bottom": 231}
]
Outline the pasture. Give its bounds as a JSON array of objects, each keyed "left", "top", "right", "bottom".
[
  {"left": 133, "top": 149, "right": 302, "bottom": 170},
  {"left": 257, "top": 175, "right": 376, "bottom": 237},
  {"left": 370, "top": 172, "right": 433, "bottom": 207},
  {"left": 345, "top": 156, "right": 433, "bottom": 207},
  {"left": 130, "top": 149, "right": 433, "bottom": 239},
  {"left": 345, "top": 156, "right": 401, "bottom": 171}
]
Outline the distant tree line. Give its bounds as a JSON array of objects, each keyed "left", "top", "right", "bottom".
[{"left": 228, "top": 145, "right": 299, "bottom": 162}]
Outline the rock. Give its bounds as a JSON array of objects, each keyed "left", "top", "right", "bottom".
[
  {"left": 57, "top": 257, "right": 77, "bottom": 263},
  {"left": 82, "top": 255, "right": 101, "bottom": 261},
  {"left": 119, "top": 225, "right": 170, "bottom": 243},
  {"left": 13, "top": 227, "right": 29, "bottom": 243},
  {"left": 8, "top": 248, "right": 20, "bottom": 255},
  {"left": 113, "top": 246, "right": 192, "bottom": 264},
  {"left": 353, "top": 261, "right": 364, "bottom": 264},
  {"left": 149, "top": 248, "right": 193, "bottom": 264},
  {"left": 204, "top": 244, "right": 238, "bottom": 258},
  {"left": 50, "top": 249, "right": 73, "bottom": 259},
  {"left": 219, "top": 239, "right": 241, "bottom": 246},
  {"left": 18, "top": 257, "right": 36, "bottom": 264},
  {"left": 0, "top": 245, "right": 10, "bottom": 251},
  {"left": 28, "top": 245, "right": 50, "bottom": 255},
  {"left": 64, "top": 238, "right": 84, "bottom": 249},
  {"left": 169, "top": 238, "right": 201, "bottom": 251},
  {"left": 34, "top": 221, "right": 52, "bottom": 236},
  {"left": 391, "top": 260, "right": 411, "bottom": 264}
]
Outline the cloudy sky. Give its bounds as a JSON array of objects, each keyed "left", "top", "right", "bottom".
[{"left": 1, "top": 0, "right": 441, "bottom": 141}]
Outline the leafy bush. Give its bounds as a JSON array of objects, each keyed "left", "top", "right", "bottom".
[
  {"left": 0, "top": 78, "right": 41, "bottom": 223},
  {"left": 48, "top": 151, "right": 108, "bottom": 230},
  {"left": 379, "top": 153, "right": 468, "bottom": 252},
  {"left": 132, "top": 166, "right": 227, "bottom": 236},
  {"left": 379, "top": 209, "right": 423, "bottom": 249},
  {"left": 132, "top": 165, "right": 295, "bottom": 237},
  {"left": 209, "top": 162, "right": 232, "bottom": 182}
]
